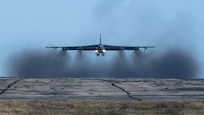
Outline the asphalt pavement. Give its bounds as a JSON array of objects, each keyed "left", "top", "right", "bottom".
[{"left": 0, "top": 78, "right": 204, "bottom": 101}]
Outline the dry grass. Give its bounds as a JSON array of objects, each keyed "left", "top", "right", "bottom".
[{"left": 0, "top": 100, "right": 204, "bottom": 115}]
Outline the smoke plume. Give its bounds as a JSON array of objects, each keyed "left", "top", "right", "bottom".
[{"left": 6, "top": 48, "right": 198, "bottom": 78}]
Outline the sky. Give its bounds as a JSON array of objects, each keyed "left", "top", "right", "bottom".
[{"left": 0, "top": 0, "right": 204, "bottom": 77}]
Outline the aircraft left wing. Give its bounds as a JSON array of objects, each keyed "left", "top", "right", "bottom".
[{"left": 103, "top": 45, "right": 155, "bottom": 51}]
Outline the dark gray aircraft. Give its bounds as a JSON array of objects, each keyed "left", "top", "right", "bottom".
[{"left": 46, "top": 34, "right": 155, "bottom": 56}]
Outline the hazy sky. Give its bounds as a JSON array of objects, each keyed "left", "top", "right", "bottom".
[{"left": 0, "top": 0, "right": 204, "bottom": 77}]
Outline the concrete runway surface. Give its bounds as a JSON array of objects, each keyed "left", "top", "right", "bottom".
[{"left": 0, "top": 78, "right": 204, "bottom": 101}]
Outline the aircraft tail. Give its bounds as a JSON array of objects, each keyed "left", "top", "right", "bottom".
[{"left": 100, "top": 33, "right": 102, "bottom": 44}]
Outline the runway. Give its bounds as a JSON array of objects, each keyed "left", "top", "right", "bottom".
[{"left": 0, "top": 78, "right": 204, "bottom": 101}]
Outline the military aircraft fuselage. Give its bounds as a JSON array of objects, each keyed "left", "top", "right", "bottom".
[{"left": 95, "top": 44, "right": 106, "bottom": 56}]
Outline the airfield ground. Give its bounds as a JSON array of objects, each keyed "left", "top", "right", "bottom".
[
  {"left": 1, "top": 78, "right": 204, "bottom": 101},
  {"left": 0, "top": 78, "right": 204, "bottom": 114}
]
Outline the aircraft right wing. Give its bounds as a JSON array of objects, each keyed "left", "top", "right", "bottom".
[{"left": 46, "top": 44, "right": 99, "bottom": 51}]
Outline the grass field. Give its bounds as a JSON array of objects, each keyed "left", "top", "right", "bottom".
[{"left": 0, "top": 100, "right": 204, "bottom": 115}]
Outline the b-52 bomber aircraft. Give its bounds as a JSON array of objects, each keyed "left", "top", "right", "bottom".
[{"left": 46, "top": 34, "right": 155, "bottom": 56}]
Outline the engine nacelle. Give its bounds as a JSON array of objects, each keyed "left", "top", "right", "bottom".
[
  {"left": 134, "top": 47, "right": 139, "bottom": 51},
  {"left": 62, "top": 48, "right": 67, "bottom": 51}
]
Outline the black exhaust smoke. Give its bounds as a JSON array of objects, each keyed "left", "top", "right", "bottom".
[
  {"left": 7, "top": 50, "right": 70, "bottom": 77},
  {"left": 6, "top": 48, "right": 199, "bottom": 78}
]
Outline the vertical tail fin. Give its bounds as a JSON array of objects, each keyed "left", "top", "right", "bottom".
[{"left": 100, "top": 33, "right": 102, "bottom": 44}]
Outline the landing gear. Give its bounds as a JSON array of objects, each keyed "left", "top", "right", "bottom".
[
  {"left": 101, "top": 53, "right": 105, "bottom": 56},
  {"left": 95, "top": 53, "right": 105, "bottom": 56}
]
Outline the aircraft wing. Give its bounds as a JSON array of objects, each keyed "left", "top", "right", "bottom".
[
  {"left": 46, "top": 45, "right": 99, "bottom": 51},
  {"left": 103, "top": 45, "right": 155, "bottom": 50}
]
